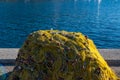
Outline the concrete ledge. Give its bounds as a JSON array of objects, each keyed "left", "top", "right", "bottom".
[
  {"left": 99, "top": 49, "right": 120, "bottom": 60},
  {"left": 0, "top": 48, "right": 18, "bottom": 59},
  {"left": 0, "top": 48, "right": 120, "bottom": 65}
]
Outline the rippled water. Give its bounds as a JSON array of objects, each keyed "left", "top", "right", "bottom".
[{"left": 0, "top": 0, "right": 120, "bottom": 48}]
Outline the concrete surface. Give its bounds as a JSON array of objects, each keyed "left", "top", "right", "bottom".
[
  {"left": 0, "top": 48, "right": 120, "bottom": 77},
  {"left": 99, "top": 49, "right": 120, "bottom": 60},
  {"left": 0, "top": 48, "right": 120, "bottom": 59},
  {"left": 0, "top": 48, "right": 120, "bottom": 64}
]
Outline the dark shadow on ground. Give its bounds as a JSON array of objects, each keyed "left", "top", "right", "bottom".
[
  {"left": 0, "top": 59, "right": 15, "bottom": 66},
  {"left": 1, "top": 59, "right": 120, "bottom": 66},
  {"left": 106, "top": 60, "right": 120, "bottom": 67}
]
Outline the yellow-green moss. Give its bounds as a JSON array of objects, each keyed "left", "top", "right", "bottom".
[{"left": 7, "top": 30, "right": 120, "bottom": 80}]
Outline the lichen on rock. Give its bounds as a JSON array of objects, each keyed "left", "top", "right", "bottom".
[{"left": 7, "top": 30, "right": 120, "bottom": 80}]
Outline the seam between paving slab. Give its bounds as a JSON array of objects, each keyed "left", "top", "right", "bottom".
[{"left": 0, "top": 59, "right": 120, "bottom": 67}]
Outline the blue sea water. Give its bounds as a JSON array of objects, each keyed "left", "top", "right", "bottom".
[{"left": 0, "top": 0, "right": 120, "bottom": 48}]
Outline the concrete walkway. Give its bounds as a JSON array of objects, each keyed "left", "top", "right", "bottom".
[
  {"left": 0, "top": 48, "right": 120, "bottom": 77},
  {"left": 0, "top": 48, "right": 120, "bottom": 59},
  {"left": 0, "top": 48, "right": 120, "bottom": 64}
]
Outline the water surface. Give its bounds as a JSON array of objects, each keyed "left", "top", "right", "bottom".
[{"left": 0, "top": 0, "right": 120, "bottom": 48}]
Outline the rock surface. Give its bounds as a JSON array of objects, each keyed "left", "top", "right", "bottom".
[{"left": 7, "top": 30, "right": 120, "bottom": 80}]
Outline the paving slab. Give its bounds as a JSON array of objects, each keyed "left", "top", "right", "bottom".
[
  {"left": 0, "top": 48, "right": 120, "bottom": 60},
  {"left": 0, "top": 48, "right": 18, "bottom": 59},
  {"left": 99, "top": 49, "right": 120, "bottom": 60}
]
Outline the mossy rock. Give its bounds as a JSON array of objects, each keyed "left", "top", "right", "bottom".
[{"left": 7, "top": 30, "right": 120, "bottom": 80}]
